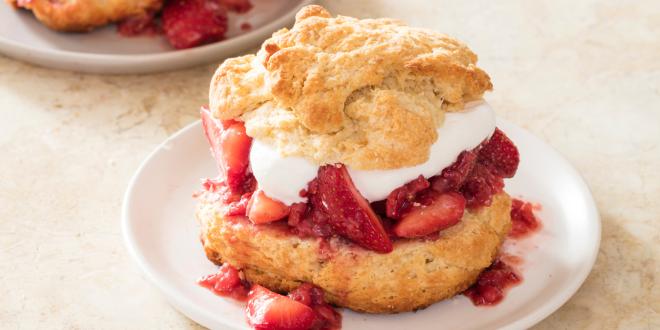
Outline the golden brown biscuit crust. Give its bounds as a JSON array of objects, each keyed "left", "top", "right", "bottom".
[
  {"left": 210, "top": 5, "right": 492, "bottom": 170},
  {"left": 198, "top": 192, "right": 511, "bottom": 313},
  {"left": 8, "top": 0, "right": 162, "bottom": 32}
]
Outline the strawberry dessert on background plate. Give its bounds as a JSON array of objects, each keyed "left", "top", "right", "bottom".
[
  {"left": 122, "top": 5, "right": 600, "bottom": 330},
  {"left": 0, "top": 0, "right": 314, "bottom": 73}
]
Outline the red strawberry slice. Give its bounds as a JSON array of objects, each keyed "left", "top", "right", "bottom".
[
  {"left": 219, "top": 122, "right": 251, "bottom": 190},
  {"left": 311, "top": 164, "right": 393, "bottom": 253},
  {"left": 246, "top": 285, "right": 316, "bottom": 330},
  {"left": 393, "top": 192, "right": 466, "bottom": 238},
  {"left": 200, "top": 106, "right": 252, "bottom": 192},
  {"left": 478, "top": 128, "right": 519, "bottom": 178},
  {"left": 162, "top": 0, "right": 229, "bottom": 49},
  {"left": 247, "top": 190, "right": 290, "bottom": 224}
]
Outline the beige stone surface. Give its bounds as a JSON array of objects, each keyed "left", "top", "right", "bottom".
[{"left": 0, "top": 0, "right": 658, "bottom": 329}]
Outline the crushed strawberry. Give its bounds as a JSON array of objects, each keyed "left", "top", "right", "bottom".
[
  {"left": 431, "top": 150, "right": 478, "bottom": 193},
  {"left": 460, "top": 163, "right": 504, "bottom": 209},
  {"left": 509, "top": 198, "right": 541, "bottom": 238},
  {"left": 117, "top": 12, "right": 160, "bottom": 36},
  {"left": 463, "top": 259, "right": 521, "bottom": 306},
  {"left": 477, "top": 128, "right": 520, "bottom": 178},
  {"left": 308, "top": 164, "right": 393, "bottom": 253},
  {"left": 202, "top": 176, "right": 254, "bottom": 216},
  {"left": 288, "top": 204, "right": 335, "bottom": 238},
  {"left": 286, "top": 203, "right": 309, "bottom": 227},
  {"left": 162, "top": 0, "right": 229, "bottom": 49},
  {"left": 289, "top": 284, "right": 342, "bottom": 330},
  {"left": 385, "top": 175, "right": 430, "bottom": 219},
  {"left": 198, "top": 263, "right": 250, "bottom": 301},
  {"left": 200, "top": 264, "right": 342, "bottom": 330}
]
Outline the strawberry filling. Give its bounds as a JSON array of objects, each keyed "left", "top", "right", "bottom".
[
  {"left": 200, "top": 108, "right": 520, "bottom": 254},
  {"left": 200, "top": 265, "right": 341, "bottom": 330},
  {"left": 116, "top": 0, "right": 253, "bottom": 49}
]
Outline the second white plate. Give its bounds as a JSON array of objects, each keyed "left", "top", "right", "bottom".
[
  {"left": 0, "top": 0, "right": 314, "bottom": 74},
  {"left": 122, "top": 119, "right": 600, "bottom": 330}
]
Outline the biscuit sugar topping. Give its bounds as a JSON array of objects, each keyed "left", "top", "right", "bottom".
[{"left": 210, "top": 5, "right": 492, "bottom": 170}]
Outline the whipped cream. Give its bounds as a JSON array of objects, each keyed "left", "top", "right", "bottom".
[{"left": 249, "top": 101, "right": 496, "bottom": 205}]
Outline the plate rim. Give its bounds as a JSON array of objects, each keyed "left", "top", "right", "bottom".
[
  {"left": 0, "top": 0, "right": 315, "bottom": 73},
  {"left": 122, "top": 119, "right": 601, "bottom": 330}
]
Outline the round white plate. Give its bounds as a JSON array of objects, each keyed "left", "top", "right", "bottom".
[
  {"left": 122, "top": 119, "right": 601, "bottom": 330},
  {"left": 0, "top": 0, "right": 313, "bottom": 74}
]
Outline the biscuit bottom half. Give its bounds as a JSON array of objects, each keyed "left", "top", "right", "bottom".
[{"left": 197, "top": 192, "right": 512, "bottom": 313}]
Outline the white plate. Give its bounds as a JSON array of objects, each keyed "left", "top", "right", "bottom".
[
  {"left": 0, "top": 0, "right": 313, "bottom": 74},
  {"left": 122, "top": 119, "right": 601, "bottom": 330}
]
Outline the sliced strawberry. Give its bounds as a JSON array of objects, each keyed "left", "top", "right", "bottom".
[
  {"left": 247, "top": 190, "right": 290, "bottom": 224},
  {"left": 220, "top": 121, "right": 251, "bottom": 190},
  {"left": 246, "top": 285, "right": 316, "bottom": 330},
  {"left": 200, "top": 106, "right": 252, "bottom": 192},
  {"left": 478, "top": 128, "right": 519, "bottom": 178},
  {"left": 161, "top": 0, "right": 229, "bottom": 49},
  {"left": 393, "top": 192, "right": 466, "bottom": 238},
  {"left": 310, "top": 164, "right": 393, "bottom": 253}
]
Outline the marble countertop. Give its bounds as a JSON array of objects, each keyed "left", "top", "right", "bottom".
[{"left": 1, "top": 0, "right": 658, "bottom": 329}]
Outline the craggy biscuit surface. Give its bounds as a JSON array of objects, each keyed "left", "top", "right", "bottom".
[
  {"left": 210, "top": 5, "right": 492, "bottom": 170},
  {"left": 198, "top": 192, "right": 511, "bottom": 313},
  {"left": 7, "top": 0, "right": 162, "bottom": 32}
]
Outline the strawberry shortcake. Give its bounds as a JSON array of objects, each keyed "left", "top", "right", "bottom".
[{"left": 195, "top": 5, "right": 520, "bottom": 325}]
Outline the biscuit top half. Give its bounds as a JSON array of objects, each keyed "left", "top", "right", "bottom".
[{"left": 209, "top": 5, "right": 492, "bottom": 170}]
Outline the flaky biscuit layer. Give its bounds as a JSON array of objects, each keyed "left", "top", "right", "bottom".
[
  {"left": 198, "top": 192, "right": 511, "bottom": 313},
  {"left": 210, "top": 5, "right": 492, "bottom": 170}
]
